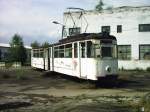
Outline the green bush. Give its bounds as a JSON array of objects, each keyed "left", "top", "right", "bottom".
[
  {"left": 146, "top": 67, "right": 150, "bottom": 72},
  {"left": 139, "top": 93, "right": 150, "bottom": 112},
  {"left": 5, "top": 62, "right": 13, "bottom": 69},
  {"left": 15, "top": 69, "right": 27, "bottom": 80},
  {"left": 135, "top": 68, "right": 143, "bottom": 72}
]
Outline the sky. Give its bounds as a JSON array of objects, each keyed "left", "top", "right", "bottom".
[{"left": 0, "top": 0, "right": 150, "bottom": 46}]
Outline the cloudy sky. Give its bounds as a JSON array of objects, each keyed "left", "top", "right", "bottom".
[{"left": 0, "top": 0, "right": 150, "bottom": 46}]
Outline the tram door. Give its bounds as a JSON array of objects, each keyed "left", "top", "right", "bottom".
[
  {"left": 49, "top": 47, "right": 54, "bottom": 71},
  {"left": 44, "top": 48, "right": 50, "bottom": 70},
  {"left": 79, "top": 42, "right": 87, "bottom": 79}
]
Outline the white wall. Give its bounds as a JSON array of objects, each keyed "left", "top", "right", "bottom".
[{"left": 63, "top": 6, "right": 150, "bottom": 70}]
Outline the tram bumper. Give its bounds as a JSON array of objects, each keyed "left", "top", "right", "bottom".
[
  {"left": 96, "top": 59, "right": 118, "bottom": 80},
  {"left": 97, "top": 74, "right": 118, "bottom": 80}
]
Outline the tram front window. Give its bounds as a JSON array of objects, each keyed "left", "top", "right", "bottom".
[
  {"left": 101, "top": 47, "right": 112, "bottom": 57},
  {"left": 93, "top": 44, "right": 117, "bottom": 58},
  {"left": 101, "top": 45, "right": 117, "bottom": 58}
]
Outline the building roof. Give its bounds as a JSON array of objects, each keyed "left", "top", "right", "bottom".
[
  {"left": 64, "top": 6, "right": 150, "bottom": 15},
  {"left": 0, "top": 43, "right": 32, "bottom": 49}
]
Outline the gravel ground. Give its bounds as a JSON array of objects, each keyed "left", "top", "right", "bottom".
[{"left": 0, "top": 68, "right": 150, "bottom": 112}]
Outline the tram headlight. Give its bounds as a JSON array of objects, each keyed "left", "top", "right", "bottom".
[{"left": 105, "top": 66, "right": 111, "bottom": 73}]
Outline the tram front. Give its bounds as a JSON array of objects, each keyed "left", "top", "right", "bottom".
[{"left": 93, "top": 37, "right": 118, "bottom": 80}]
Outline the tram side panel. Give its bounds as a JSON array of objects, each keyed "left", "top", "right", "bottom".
[
  {"left": 53, "top": 58, "right": 74, "bottom": 76},
  {"left": 31, "top": 49, "right": 45, "bottom": 70},
  {"left": 80, "top": 58, "right": 97, "bottom": 80},
  {"left": 31, "top": 57, "right": 45, "bottom": 69},
  {"left": 52, "top": 43, "right": 81, "bottom": 78}
]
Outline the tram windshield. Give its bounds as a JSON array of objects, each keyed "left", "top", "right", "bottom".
[
  {"left": 101, "top": 45, "right": 117, "bottom": 58},
  {"left": 93, "top": 42, "right": 117, "bottom": 59}
]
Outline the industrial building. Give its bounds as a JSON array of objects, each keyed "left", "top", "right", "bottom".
[{"left": 62, "top": 6, "right": 150, "bottom": 70}]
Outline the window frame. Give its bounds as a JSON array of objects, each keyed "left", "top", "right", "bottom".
[
  {"left": 139, "top": 44, "right": 150, "bottom": 60},
  {"left": 69, "top": 27, "right": 81, "bottom": 36},
  {"left": 101, "top": 26, "right": 110, "bottom": 33},
  {"left": 65, "top": 44, "right": 72, "bottom": 58},
  {"left": 54, "top": 47, "right": 59, "bottom": 58},
  {"left": 139, "top": 24, "right": 150, "bottom": 32},
  {"left": 117, "top": 25, "right": 122, "bottom": 33},
  {"left": 74, "top": 43, "right": 78, "bottom": 58},
  {"left": 117, "top": 45, "right": 131, "bottom": 60},
  {"left": 59, "top": 45, "right": 65, "bottom": 58}
]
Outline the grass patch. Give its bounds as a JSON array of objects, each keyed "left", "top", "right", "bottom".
[
  {"left": 15, "top": 69, "right": 28, "bottom": 80},
  {"left": 146, "top": 67, "right": 150, "bottom": 72},
  {"left": 139, "top": 93, "right": 150, "bottom": 112}
]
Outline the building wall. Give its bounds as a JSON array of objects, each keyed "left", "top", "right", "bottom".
[{"left": 63, "top": 6, "right": 150, "bottom": 70}]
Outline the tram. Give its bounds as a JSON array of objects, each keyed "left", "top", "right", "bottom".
[{"left": 31, "top": 33, "right": 118, "bottom": 80}]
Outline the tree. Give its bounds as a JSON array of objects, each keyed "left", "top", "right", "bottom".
[
  {"left": 95, "top": 0, "right": 104, "bottom": 12},
  {"left": 41, "top": 42, "right": 50, "bottom": 48},
  {"left": 0, "top": 49, "right": 1, "bottom": 61},
  {"left": 31, "top": 41, "right": 40, "bottom": 48},
  {"left": 106, "top": 6, "right": 113, "bottom": 10},
  {"left": 9, "top": 34, "right": 27, "bottom": 65}
]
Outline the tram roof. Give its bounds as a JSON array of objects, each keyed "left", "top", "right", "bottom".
[
  {"left": 32, "top": 33, "right": 116, "bottom": 49},
  {"left": 56, "top": 32, "right": 116, "bottom": 45}
]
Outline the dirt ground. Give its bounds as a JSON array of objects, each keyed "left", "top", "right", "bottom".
[{"left": 0, "top": 68, "right": 150, "bottom": 112}]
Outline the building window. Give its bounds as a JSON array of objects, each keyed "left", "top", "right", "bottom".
[
  {"left": 139, "top": 45, "right": 150, "bottom": 60},
  {"left": 118, "top": 45, "right": 131, "bottom": 60},
  {"left": 139, "top": 24, "right": 150, "bottom": 32},
  {"left": 117, "top": 25, "right": 122, "bottom": 33},
  {"left": 101, "top": 26, "right": 110, "bottom": 33},
  {"left": 69, "top": 27, "right": 80, "bottom": 36}
]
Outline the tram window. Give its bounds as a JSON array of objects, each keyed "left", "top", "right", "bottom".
[
  {"left": 80, "top": 42, "right": 85, "bottom": 58},
  {"left": 49, "top": 48, "right": 51, "bottom": 58},
  {"left": 59, "top": 46, "right": 64, "bottom": 58},
  {"left": 94, "top": 44, "right": 101, "bottom": 58},
  {"left": 36, "top": 51, "right": 39, "bottom": 57},
  {"left": 39, "top": 50, "right": 44, "bottom": 58},
  {"left": 33, "top": 50, "right": 36, "bottom": 57},
  {"left": 65, "top": 44, "right": 72, "bottom": 58},
  {"left": 54, "top": 47, "right": 59, "bottom": 58},
  {"left": 101, "top": 47, "right": 112, "bottom": 58},
  {"left": 33, "top": 50, "right": 39, "bottom": 58},
  {"left": 74, "top": 43, "right": 78, "bottom": 58},
  {"left": 87, "top": 41, "right": 93, "bottom": 58}
]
